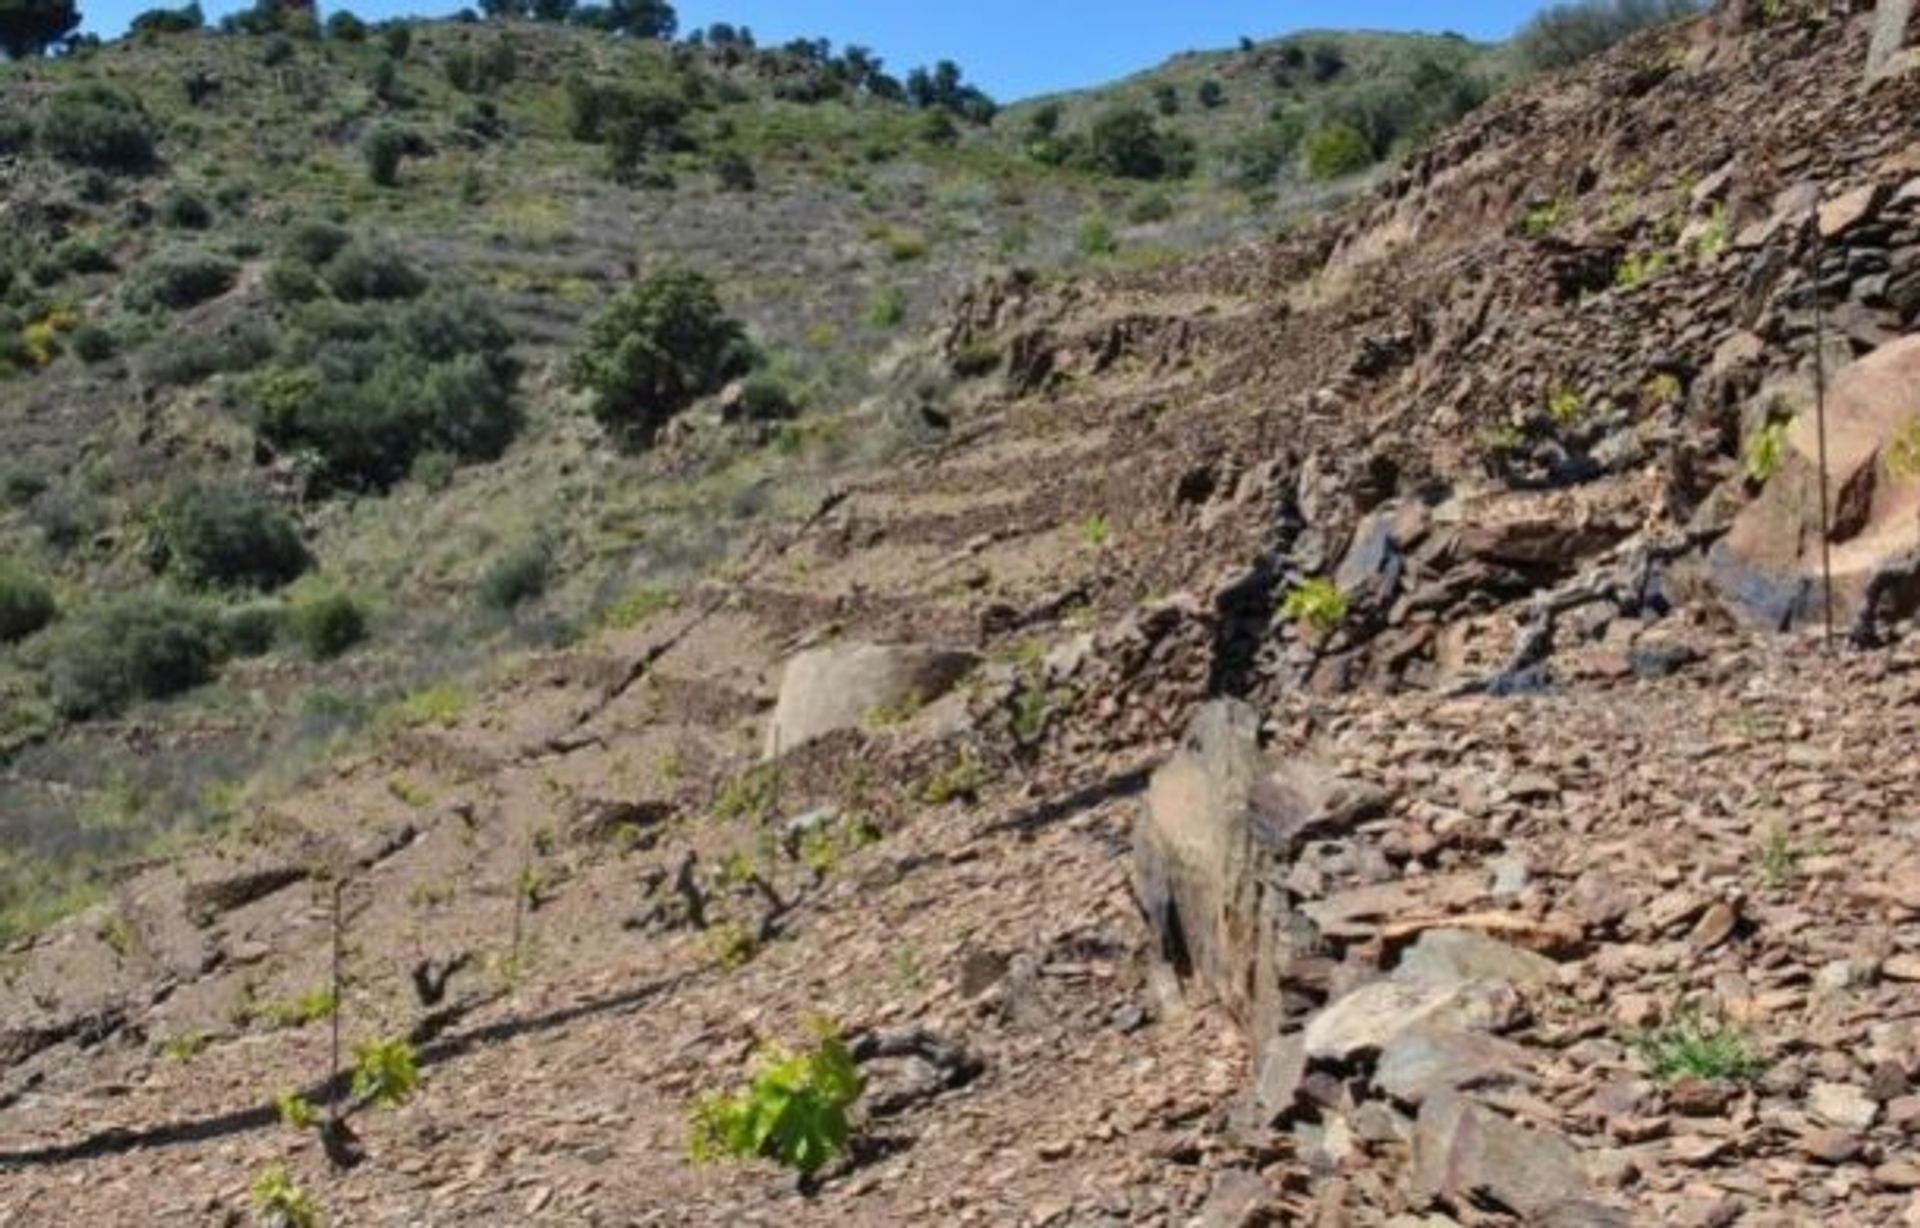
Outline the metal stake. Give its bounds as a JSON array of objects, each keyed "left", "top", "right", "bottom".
[{"left": 1812, "top": 209, "right": 1836, "bottom": 651}]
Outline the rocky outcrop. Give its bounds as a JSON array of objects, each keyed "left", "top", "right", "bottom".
[
  {"left": 1712, "top": 334, "right": 1920, "bottom": 630},
  {"left": 764, "top": 641, "right": 979, "bottom": 756}
]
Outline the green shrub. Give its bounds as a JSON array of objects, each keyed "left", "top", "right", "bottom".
[
  {"left": 1126, "top": 191, "right": 1175, "bottom": 224},
  {"left": 713, "top": 150, "right": 756, "bottom": 191},
  {"left": 220, "top": 604, "right": 280, "bottom": 657},
  {"left": 265, "top": 261, "right": 325, "bottom": 305},
  {"left": 261, "top": 33, "right": 294, "bottom": 64},
  {"left": 410, "top": 448, "right": 457, "bottom": 491},
  {"left": 131, "top": 0, "right": 202, "bottom": 32},
  {"left": 68, "top": 324, "right": 116, "bottom": 364},
  {"left": 42, "top": 595, "right": 223, "bottom": 717},
  {"left": 569, "top": 269, "right": 754, "bottom": 446},
  {"left": 0, "top": 112, "right": 32, "bottom": 156},
  {"left": 325, "top": 9, "right": 366, "bottom": 39},
  {"left": 286, "top": 592, "right": 365, "bottom": 659},
  {"left": 1517, "top": 0, "right": 1704, "bottom": 73},
  {"left": 124, "top": 251, "right": 239, "bottom": 312},
  {"left": 138, "top": 321, "right": 275, "bottom": 387},
  {"left": 250, "top": 1166, "right": 319, "bottom": 1228},
  {"left": 154, "top": 487, "right": 310, "bottom": 591},
  {"left": 1077, "top": 217, "right": 1116, "bottom": 257},
  {"left": 1303, "top": 120, "right": 1375, "bottom": 181},
  {"left": 477, "top": 540, "right": 550, "bottom": 611},
  {"left": 253, "top": 293, "right": 520, "bottom": 491},
  {"left": 1282, "top": 578, "right": 1350, "bottom": 633},
  {"left": 689, "top": 1024, "right": 863, "bottom": 1174},
  {"left": 0, "top": 562, "right": 57, "bottom": 643},
  {"left": 1083, "top": 107, "right": 1194, "bottom": 180},
  {"left": 865, "top": 286, "right": 906, "bottom": 329},
  {"left": 39, "top": 85, "right": 158, "bottom": 174},
  {"left": 381, "top": 21, "right": 411, "bottom": 58},
  {"left": 363, "top": 124, "right": 410, "bottom": 187},
  {"left": 284, "top": 220, "right": 352, "bottom": 267},
  {"left": 734, "top": 374, "right": 795, "bottom": 422},
  {"left": 321, "top": 241, "right": 425, "bottom": 303},
  {"left": 351, "top": 1037, "right": 420, "bottom": 1107},
  {"left": 952, "top": 342, "right": 1000, "bottom": 377},
  {"left": 0, "top": 467, "right": 47, "bottom": 508},
  {"left": 55, "top": 239, "right": 117, "bottom": 275},
  {"left": 158, "top": 188, "right": 212, "bottom": 230}
]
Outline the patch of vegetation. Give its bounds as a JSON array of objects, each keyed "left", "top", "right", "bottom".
[
  {"left": 1516, "top": 0, "right": 1704, "bottom": 73},
  {"left": 569, "top": 269, "right": 755, "bottom": 447},
  {"left": 250, "top": 1165, "right": 320, "bottom": 1228},
  {"left": 352, "top": 1037, "right": 420, "bottom": 1107},
  {"left": 252, "top": 293, "right": 521, "bottom": 492},
  {"left": 1744, "top": 420, "right": 1789, "bottom": 484},
  {"left": 285, "top": 592, "right": 366, "bottom": 660},
  {"left": 476, "top": 539, "right": 552, "bottom": 612},
  {"left": 40, "top": 595, "right": 224, "bottom": 718},
  {"left": 1613, "top": 249, "right": 1671, "bottom": 290},
  {"left": 258, "top": 987, "right": 337, "bottom": 1030},
  {"left": 1757, "top": 822, "right": 1798, "bottom": 888},
  {"left": 38, "top": 84, "right": 159, "bottom": 173},
  {"left": 921, "top": 748, "right": 987, "bottom": 806},
  {"left": 276, "top": 1090, "right": 318, "bottom": 1131},
  {"left": 0, "top": 560, "right": 57, "bottom": 643},
  {"left": 376, "top": 683, "right": 469, "bottom": 731},
  {"left": 1282, "top": 578, "right": 1350, "bottom": 635},
  {"left": 124, "top": 251, "right": 240, "bottom": 313},
  {"left": 153, "top": 487, "right": 310, "bottom": 591},
  {"left": 598, "top": 585, "right": 678, "bottom": 630},
  {"left": 1636, "top": 1010, "right": 1766, "bottom": 1084},
  {"left": 689, "top": 1022, "right": 864, "bottom": 1174}
]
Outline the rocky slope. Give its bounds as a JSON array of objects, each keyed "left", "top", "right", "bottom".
[{"left": 5, "top": 3, "right": 1920, "bottom": 1225}]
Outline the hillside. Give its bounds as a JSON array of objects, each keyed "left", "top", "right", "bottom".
[
  {"left": 6, "top": 1, "right": 1920, "bottom": 1225},
  {"left": 995, "top": 29, "right": 1509, "bottom": 196},
  {"left": 0, "top": 14, "right": 1287, "bottom": 942}
]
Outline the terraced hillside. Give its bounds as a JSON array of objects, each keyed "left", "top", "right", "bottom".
[
  {"left": 4, "top": 3, "right": 1920, "bottom": 1224},
  {"left": 0, "top": 14, "right": 1297, "bottom": 938}
]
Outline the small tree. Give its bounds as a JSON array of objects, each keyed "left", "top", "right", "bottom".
[
  {"left": 154, "top": 487, "right": 309, "bottom": 591},
  {"left": 38, "top": 85, "right": 159, "bottom": 173},
  {"left": 1303, "top": 120, "right": 1374, "bottom": 181},
  {"left": 569, "top": 269, "right": 754, "bottom": 446},
  {"left": 0, "top": 0, "right": 79, "bottom": 59},
  {"left": 363, "top": 124, "right": 410, "bottom": 187},
  {"left": 1196, "top": 79, "right": 1226, "bottom": 109}
]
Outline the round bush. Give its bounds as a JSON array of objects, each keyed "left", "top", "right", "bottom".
[
  {"left": 322, "top": 241, "right": 425, "bottom": 303},
  {"left": 220, "top": 604, "right": 280, "bottom": 657},
  {"left": 125, "top": 251, "right": 239, "bottom": 312},
  {"left": 39, "top": 85, "right": 159, "bottom": 174},
  {"left": 43, "top": 596, "right": 221, "bottom": 718},
  {"left": 158, "top": 188, "right": 213, "bottom": 230},
  {"left": 568, "top": 269, "right": 754, "bottom": 446},
  {"left": 0, "top": 563, "right": 56, "bottom": 643},
  {"left": 69, "top": 324, "right": 116, "bottom": 364},
  {"left": 286, "top": 592, "right": 365, "bottom": 660},
  {"left": 476, "top": 541, "right": 550, "bottom": 612},
  {"left": 155, "top": 487, "right": 310, "bottom": 591}
]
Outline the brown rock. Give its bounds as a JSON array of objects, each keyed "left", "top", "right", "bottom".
[
  {"left": 1801, "top": 1128, "right": 1865, "bottom": 1165},
  {"left": 1412, "top": 1091, "right": 1595, "bottom": 1218},
  {"left": 1819, "top": 184, "right": 1890, "bottom": 240}
]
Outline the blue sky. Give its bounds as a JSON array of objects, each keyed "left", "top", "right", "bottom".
[{"left": 81, "top": 1, "right": 1552, "bottom": 99}]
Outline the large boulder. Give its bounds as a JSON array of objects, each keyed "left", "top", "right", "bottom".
[
  {"left": 1711, "top": 336, "right": 1920, "bottom": 630},
  {"left": 764, "top": 641, "right": 978, "bottom": 757},
  {"left": 1133, "top": 699, "right": 1384, "bottom": 1045}
]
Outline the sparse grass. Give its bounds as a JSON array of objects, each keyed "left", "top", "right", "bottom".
[
  {"left": 921, "top": 748, "right": 988, "bottom": 805},
  {"left": 1614, "top": 249, "right": 1671, "bottom": 289},
  {"left": 1079, "top": 513, "right": 1111, "bottom": 547},
  {"left": 1745, "top": 420, "right": 1789, "bottom": 484},
  {"left": 714, "top": 764, "right": 780, "bottom": 824},
  {"left": 1282, "top": 578, "right": 1350, "bottom": 635},
  {"left": 1644, "top": 372, "right": 1683, "bottom": 406},
  {"left": 386, "top": 775, "right": 433, "bottom": 807},
  {"left": 161, "top": 1032, "right": 212, "bottom": 1062},
  {"left": 708, "top": 922, "right": 758, "bottom": 969},
  {"left": 1520, "top": 197, "right": 1567, "bottom": 237},
  {"left": 1757, "top": 822, "right": 1798, "bottom": 888},
  {"left": 258, "top": 987, "right": 338, "bottom": 1030},
  {"left": 1636, "top": 1011, "right": 1766, "bottom": 1084},
  {"left": 1548, "top": 388, "right": 1584, "bottom": 426},
  {"left": 599, "top": 585, "right": 679, "bottom": 630},
  {"left": 376, "top": 684, "right": 470, "bottom": 733}
]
